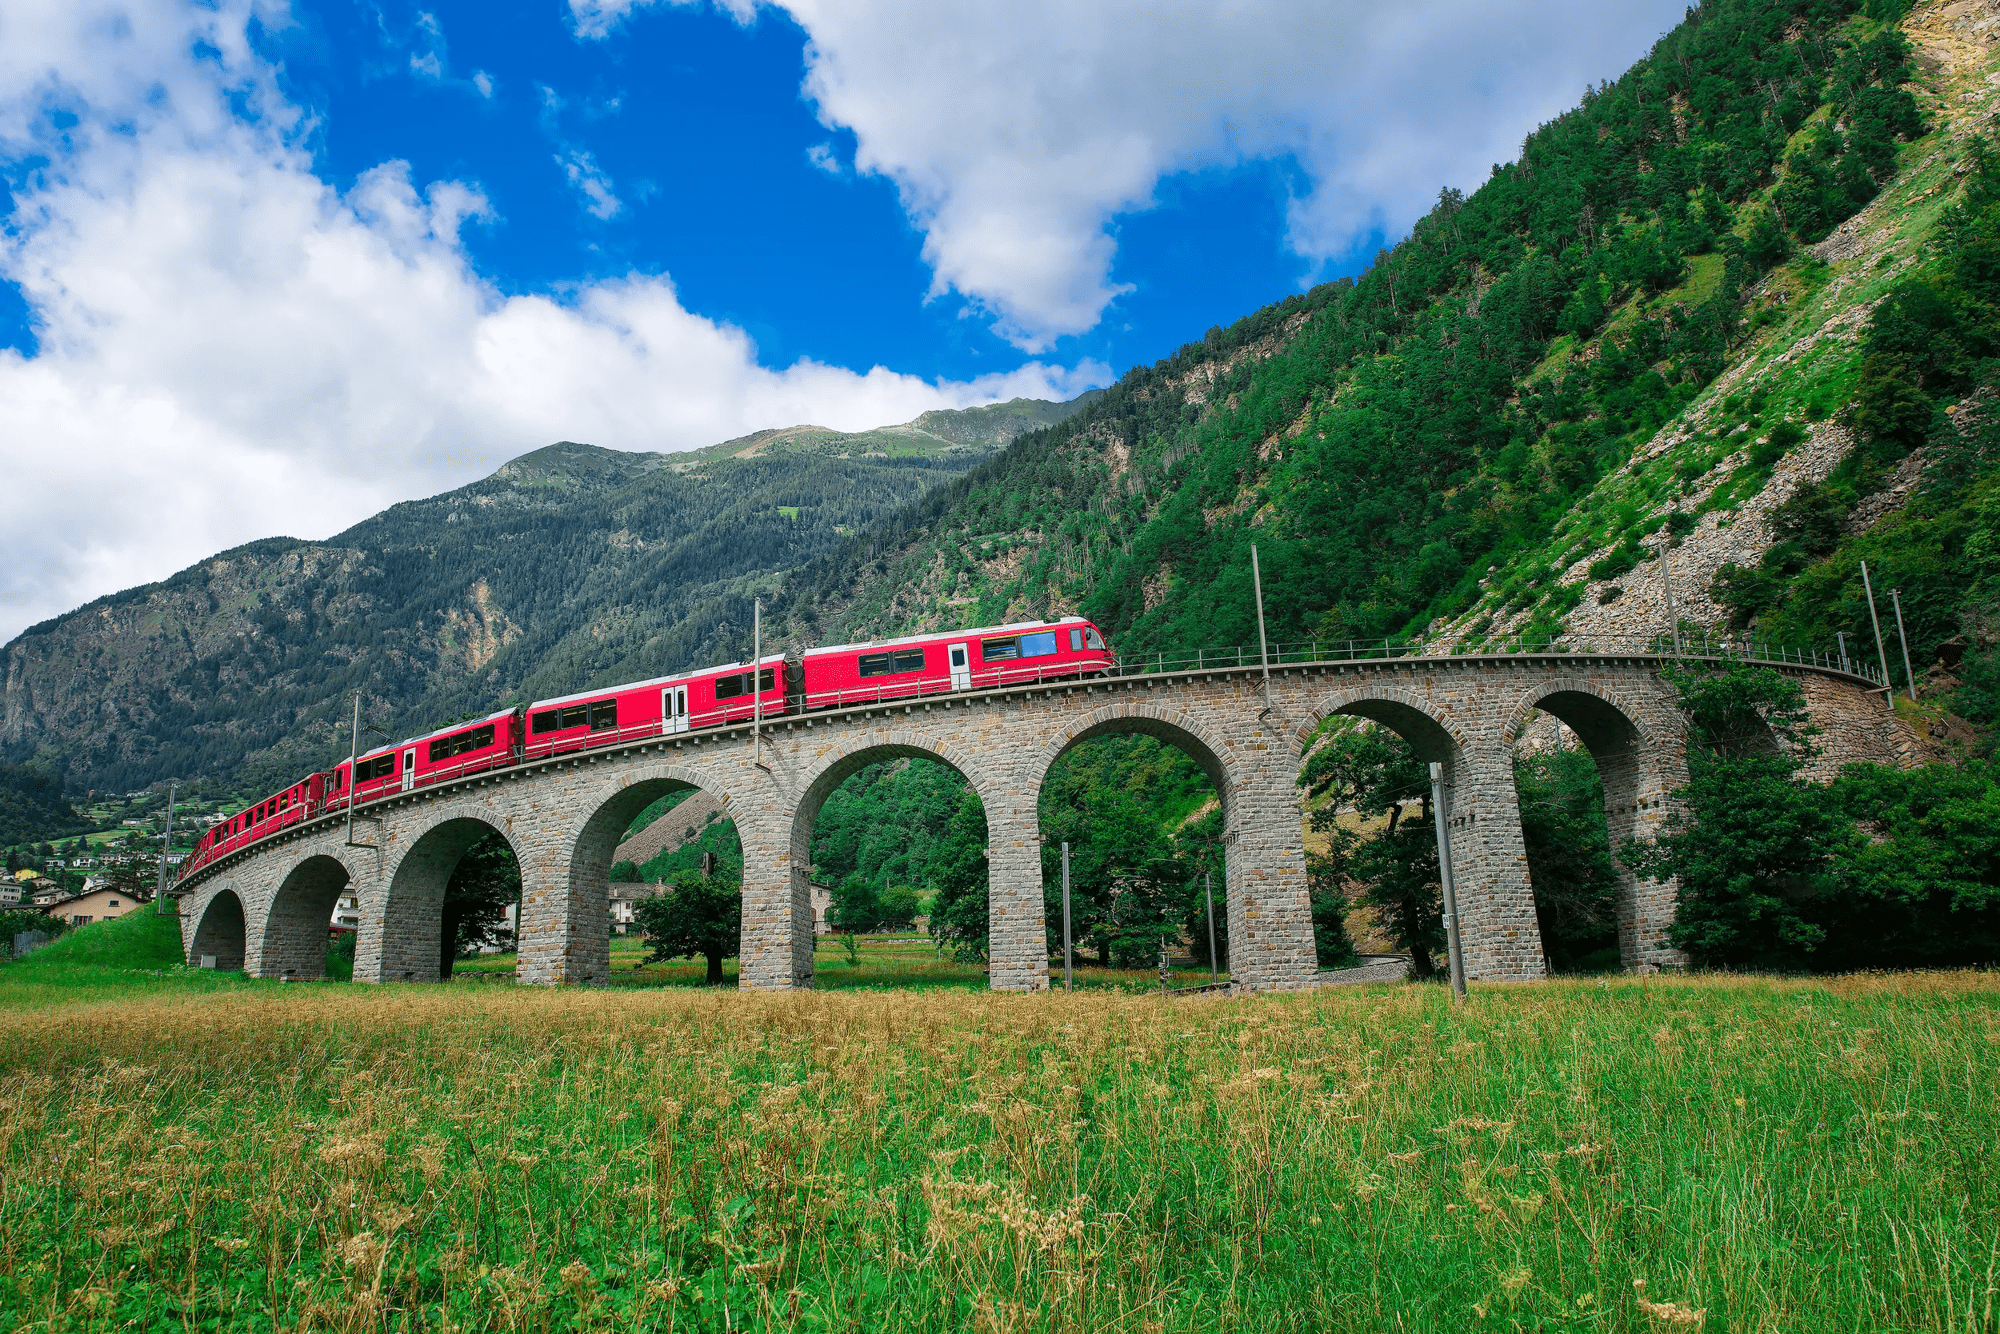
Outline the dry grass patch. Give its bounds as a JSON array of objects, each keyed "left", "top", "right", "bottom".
[{"left": 2, "top": 972, "right": 1996, "bottom": 1331}]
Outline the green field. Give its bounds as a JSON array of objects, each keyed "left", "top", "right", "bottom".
[
  {"left": 2, "top": 914, "right": 1996, "bottom": 1331},
  {"left": 453, "top": 932, "right": 1230, "bottom": 995}
]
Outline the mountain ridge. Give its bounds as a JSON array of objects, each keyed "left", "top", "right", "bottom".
[{"left": 0, "top": 396, "right": 1093, "bottom": 793}]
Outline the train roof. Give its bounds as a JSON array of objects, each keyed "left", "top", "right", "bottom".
[
  {"left": 525, "top": 655, "right": 785, "bottom": 713},
  {"left": 803, "top": 616, "right": 1093, "bottom": 659}
]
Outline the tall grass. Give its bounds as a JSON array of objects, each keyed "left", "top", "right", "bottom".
[{"left": 1, "top": 971, "right": 1995, "bottom": 1331}]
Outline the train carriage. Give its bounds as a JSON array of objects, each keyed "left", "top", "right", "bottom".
[
  {"left": 519, "top": 655, "right": 787, "bottom": 760},
  {"left": 799, "top": 616, "right": 1112, "bottom": 710},
  {"left": 175, "top": 618, "right": 1110, "bottom": 885},
  {"left": 183, "top": 772, "right": 327, "bottom": 877}
]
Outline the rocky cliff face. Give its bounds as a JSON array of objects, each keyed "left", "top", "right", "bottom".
[{"left": 2, "top": 398, "right": 1091, "bottom": 794}]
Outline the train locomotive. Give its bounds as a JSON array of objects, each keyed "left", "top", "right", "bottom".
[{"left": 177, "top": 616, "right": 1113, "bottom": 881}]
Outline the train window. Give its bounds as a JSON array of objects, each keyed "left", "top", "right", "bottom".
[
  {"left": 1086, "top": 627, "right": 1105, "bottom": 650},
  {"left": 428, "top": 724, "right": 497, "bottom": 762},
  {"left": 533, "top": 703, "right": 593, "bottom": 734},
  {"left": 1069, "top": 629, "right": 1083, "bottom": 651},
  {"left": 858, "top": 648, "right": 926, "bottom": 677},
  {"left": 355, "top": 755, "right": 397, "bottom": 782},
  {"left": 589, "top": 700, "right": 617, "bottom": 731},
  {"left": 981, "top": 636, "right": 1018, "bottom": 661},
  {"left": 1019, "top": 631, "right": 1059, "bottom": 658},
  {"left": 714, "top": 668, "right": 776, "bottom": 699}
]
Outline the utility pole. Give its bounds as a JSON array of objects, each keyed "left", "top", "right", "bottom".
[
  {"left": 1250, "top": 543, "right": 1273, "bottom": 712},
  {"left": 152, "top": 782, "right": 177, "bottom": 915},
  {"left": 1657, "top": 530, "right": 1682, "bottom": 655},
  {"left": 1204, "top": 869, "right": 1219, "bottom": 987},
  {"left": 1890, "top": 590, "right": 1917, "bottom": 703},
  {"left": 753, "top": 598, "right": 768, "bottom": 770},
  {"left": 345, "top": 692, "right": 378, "bottom": 850},
  {"left": 1061, "top": 841, "right": 1073, "bottom": 995},
  {"left": 1859, "top": 561, "right": 1895, "bottom": 710},
  {"left": 1427, "top": 763, "right": 1467, "bottom": 1002}
]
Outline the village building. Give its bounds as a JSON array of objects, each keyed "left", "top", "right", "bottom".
[{"left": 42, "top": 886, "right": 150, "bottom": 927}]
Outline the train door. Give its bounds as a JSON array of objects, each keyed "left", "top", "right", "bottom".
[
  {"left": 401, "top": 749, "right": 416, "bottom": 792},
  {"left": 662, "top": 685, "right": 689, "bottom": 735},
  {"left": 948, "top": 642, "right": 971, "bottom": 690}
]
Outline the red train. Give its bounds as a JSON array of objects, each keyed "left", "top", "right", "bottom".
[{"left": 177, "top": 617, "right": 1114, "bottom": 881}]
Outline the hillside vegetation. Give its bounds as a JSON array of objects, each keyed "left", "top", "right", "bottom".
[{"left": 764, "top": 0, "right": 1964, "bottom": 686}]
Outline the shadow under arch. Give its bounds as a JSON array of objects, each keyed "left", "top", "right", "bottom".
[
  {"left": 1293, "top": 693, "right": 1463, "bottom": 764},
  {"left": 1029, "top": 708, "right": 1235, "bottom": 969},
  {"left": 1293, "top": 682, "right": 1554, "bottom": 982},
  {"left": 364, "top": 816, "right": 518, "bottom": 984},
  {"left": 188, "top": 887, "right": 246, "bottom": 972},
  {"left": 1508, "top": 684, "right": 1679, "bottom": 971},
  {"left": 788, "top": 736, "right": 997, "bottom": 987},
  {"left": 558, "top": 772, "right": 733, "bottom": 988},
  {"left": 260, "top": 854, "right": 353, "bottom": 980}
]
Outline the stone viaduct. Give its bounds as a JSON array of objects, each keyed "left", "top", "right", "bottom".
[{"left": 176, "top": 652, "right": 1909, "bottom": 992}]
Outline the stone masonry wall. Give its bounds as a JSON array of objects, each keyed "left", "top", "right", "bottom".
[{"left": 181, "top": 654, "right": 1898, "bottom": 990}]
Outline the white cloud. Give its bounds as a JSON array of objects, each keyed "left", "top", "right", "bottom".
[
  {"left": 585, "top": 0, "right": 1685, "bottom": 351},
  {"left": 557, "top": 148, "right": 622, "bottom": 219},
  {"left": 0, "top": 0, "right": 1104, "bottom": 645},
  {"left": 806, "top": 140, "right": 841, "bottom": 175},
  {"left": 567, "top": 0, "right": 753, "bottom": 40},
  {"left": 472, "top": 69, "right": 495, "bottom": 99}
]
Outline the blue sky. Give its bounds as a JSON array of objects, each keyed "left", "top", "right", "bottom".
[
  {"left": 0, "top": 0, "right": 1686, "bottom": 643},
  {"left": 100, "top": 0, "right": 1347, "bottom": 385}
]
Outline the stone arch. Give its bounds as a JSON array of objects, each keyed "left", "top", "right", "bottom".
[
  {"left": 1503, "top": 677, "right": 1688, "bottom": 972},
  {"left": 545, "top": 766, "right": 737, "bottom": 989},
  {"left": 1290, "top": 682, "right": 1471, "bottom": 762},
  {"left": 188, "top": 885, "right": 247, "bottom": 972},
  {"left": 787, "top": 731, "right": 1028, "bottom": 989},
  {"left": 259, "top": 853, "right": 355, "bottom": 980},
  {"left": 1029, "top": 700, "right": 1316, "bottom": 992},
  {"left": 1295, "top": 680, "right": 1546, "bottom": 983},
  {"left": 359, "top": 806, "right": 520, "bottom": 985}
]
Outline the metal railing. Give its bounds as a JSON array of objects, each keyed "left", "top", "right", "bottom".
[
  {"left": 176, "top": 631, "right": 1878, "bottom": 885},
  {"left": 1089, "top": 634, "right": 1886, "bottom": 685}
]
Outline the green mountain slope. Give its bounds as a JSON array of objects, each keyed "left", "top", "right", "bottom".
[
  {"left": 763, "top": 0, "right": 1973, "bottom": 701},
  {"left": 0, "top": 398, "right": 1090, "bottom": 793}
]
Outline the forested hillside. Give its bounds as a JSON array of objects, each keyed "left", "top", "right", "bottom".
[
  {"left": 0, "top": 399, "right": 1086, "bottom": 793},
  {"left": 729, "top": 0, "right": 2000, "bottom": 974},
  {"left": 764, "top": 0, "right": 1952, "bottom": 681}
]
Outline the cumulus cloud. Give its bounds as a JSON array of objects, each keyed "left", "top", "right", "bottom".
[
  {"left": 584, "top": 0, "right": 1685, "bottom": 351},
  {"left": 0, "top": 0, "right": 1103, "bottom": 644}
]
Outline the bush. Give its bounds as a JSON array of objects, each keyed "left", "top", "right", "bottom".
[{"left": 1625, "top": 664, "right": 2000, "bottom": 970}]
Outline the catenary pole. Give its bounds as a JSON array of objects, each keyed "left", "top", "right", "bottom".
[
  {"left": 153, "top": 782, "right": 177, "bottom": 915},
  {"left": 1061, "top": 841, "right": 1073, "bottom": 995},
  {"left": 1860, "top": 561, "right": 1895, "bottom": 710},
  {"left": 1250, "top": 543, "right": 1273, "bottom": 711},
  {"left": 753, "top": 598, "right": 765, "bottom": 768},
  {"left": 1658, "top": 530, "right": 1682, "bottom": 655},
  {"left": 1428, "top": 763, "right": 1467, "bottom": 1002},
  {"left": 345, "top": 692, "right": 362, "bottom": 848},
  {"left": 1204, "top": 869, "right": 1219, "bottom": 986},
  {"left": 1891, "top": 590, "right": 1918, "bottom": 703}
]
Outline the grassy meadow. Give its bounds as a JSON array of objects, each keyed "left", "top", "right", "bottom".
[
  {"left": 452, "top": 933, "right": 1230, "bottom": 995},
  {"left": 2, "top": 917, "right": 1997, "bottom": 1331}
]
